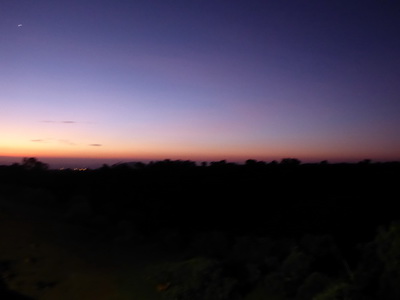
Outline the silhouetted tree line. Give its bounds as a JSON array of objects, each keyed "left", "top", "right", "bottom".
[
  {"left": 0, "top": 157, "right": 399, "bottom": 237},
  {"left": 1, "top": 157, "right": 400, "bottom": 299}
]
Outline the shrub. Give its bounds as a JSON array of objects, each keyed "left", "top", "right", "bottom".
[{"left": 149, "top": 257, "right": 239, "bottom": 300}]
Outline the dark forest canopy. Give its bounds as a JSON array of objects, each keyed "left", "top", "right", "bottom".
[
  {"left": 1, "top": 157, "right": 399, "bottom": 237},
  {"left": 1, "top": 157, "right": 400, "bottom": 299},
  {"left": 1, "top": 156, "right": 399, "bottom": 243},
  {"left": 2, "top": 156, "right": 399, "bottom": 171}
]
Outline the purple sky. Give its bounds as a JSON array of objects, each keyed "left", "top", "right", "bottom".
[{"left": 1, "top": 1, "right": 400, "bottom": 168}]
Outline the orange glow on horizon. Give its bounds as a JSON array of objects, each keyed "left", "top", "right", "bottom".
[
  {"left": 2, "top": 143, "right": 399, "bottom": 165},
  {"left": 2, "top": 130, "right": 400, "bottom": 165}
]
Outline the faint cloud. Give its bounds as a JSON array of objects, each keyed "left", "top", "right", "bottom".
[
  {"left": 40, "top": 120, "right": 78, "bottom": 124},
  {"left": 58, "top": 139, "right": 76, "bottom": 146},
  {"left": 31, "top": 138, "right": 76, "bottom": 146},
  {"left": 89, "top": 144, "right": 102, "bottom": 147}
]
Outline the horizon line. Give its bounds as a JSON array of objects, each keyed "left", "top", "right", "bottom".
[{"left": 1, "top": 155, "right": 399, "bottom": 169}]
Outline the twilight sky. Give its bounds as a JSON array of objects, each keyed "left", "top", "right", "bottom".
[{"left": 1, "top": 0, "right": 400, "bottom": 167}]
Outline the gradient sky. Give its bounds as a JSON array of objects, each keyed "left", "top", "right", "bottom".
[{"left": 1, "top": 0, "right": 400, "bottom": 167}]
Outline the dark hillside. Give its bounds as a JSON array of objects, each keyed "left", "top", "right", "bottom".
[
  {"left": 1, "top": 159, "right": 399, "bottom": 245},
  {"left": 1, "top": 159, "right": 400, "bottom": 299}
]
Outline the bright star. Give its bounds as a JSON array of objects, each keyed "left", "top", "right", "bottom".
[{"left": 18, "top": 24, "right": 22, "bottom": 27}]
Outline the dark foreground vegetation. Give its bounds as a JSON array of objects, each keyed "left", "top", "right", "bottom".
[{"left": 1, "top": 157, "right": 400, "bottom": 299}]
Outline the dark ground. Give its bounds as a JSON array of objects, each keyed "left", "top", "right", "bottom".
[{"left": 1, "top": 159, "right": 399, "bottom": 299}]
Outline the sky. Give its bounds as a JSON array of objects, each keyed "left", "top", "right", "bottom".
[{"left": 1, "top": 0, "right": 400, "bottom": 168}]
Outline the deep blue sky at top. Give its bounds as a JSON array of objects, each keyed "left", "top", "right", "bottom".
[{"left": 1, "top": 0, "right": 400, "bottom": 166}]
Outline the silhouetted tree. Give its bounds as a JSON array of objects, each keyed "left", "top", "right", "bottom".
[
  {"left": 280, "top": 158, "right": 301, "bottom": 166},
  {"left": 210, "top": 160, "right": 227, "bottom": 167},
  {"left": 269, "top": 160, "right": 278, "bottom": 166},
  {"left": 21, "top": 157, "right": 48, "bottom": 171},
  {"left": 358, "top": 159, "right": 372, "bottom": 165},
  {"left": 245, "top": 159, "right": 257, "bottom": 166}
]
